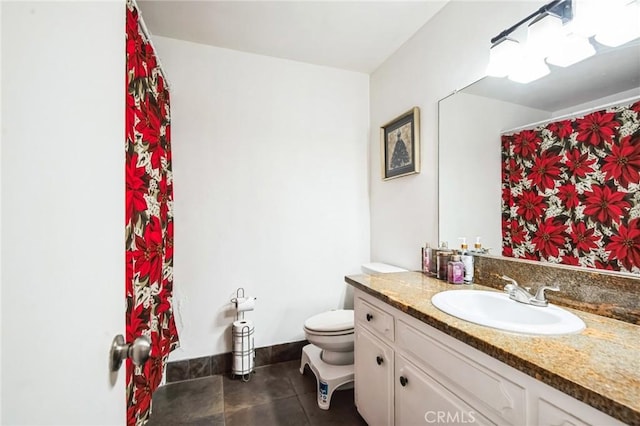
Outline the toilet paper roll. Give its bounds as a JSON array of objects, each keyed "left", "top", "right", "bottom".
[
  {"left": 232, "top": 352, "right": 254, "bottom": 375},
  {"left": 232, "top": 320, "right": 255, "bottom": 352},
  {"left": 232, "top": 319, "right": 254, "bottom": 333},
  {"left": 232, "top": 319, "right": 255, "bottom": 374},
  {"left": 236, "top": 297, "right": 256, "bottom": 312}
]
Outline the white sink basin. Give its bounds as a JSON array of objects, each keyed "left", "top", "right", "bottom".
[{"left": 431, "top": 290, "right": 585, "bottom": 335}]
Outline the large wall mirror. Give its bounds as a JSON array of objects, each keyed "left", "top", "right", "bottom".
[{"left": 438, "top": 39, "right": 640, "bottom": 273}]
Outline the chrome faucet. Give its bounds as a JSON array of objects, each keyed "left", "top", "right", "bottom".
[{"left": 500, "top": 275, "right": 559, "bottom": 307}]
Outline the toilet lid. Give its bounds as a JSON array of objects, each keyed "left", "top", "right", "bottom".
[{"left": 304, "top": 309, "right": 354, "bottom": 332}]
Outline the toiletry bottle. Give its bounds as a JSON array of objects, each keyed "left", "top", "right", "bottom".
[
  {"left": 458, "top": 237, "right": 468, "bottom": 252},
  {"left": 474, "top": 237, "right": 482, "bottom": 252},
  {"left": 422, "top": 243, "right": 431, "bottom": 275},
  {"left": 461, "top": 252, "right": 474, "bottom": 284},
  {"left": 428, "top": 247, "right": 438, "bottom": 275},
  {"left": 436, "top": 243, "right": 452, "bottom": 281},
  {"left": 459, "top": 237, "right": 474, "bottom": 284},
  {"left": 447, "top": 255, "right": 464, "bottom": 284}
]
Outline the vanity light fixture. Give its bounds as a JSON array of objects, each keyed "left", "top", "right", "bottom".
[
  {"left": 487, "top": 0, "right": 572, "bottom": 82},
  {"left": 486, "top": 0, "right": 640, "bottom": 83}
]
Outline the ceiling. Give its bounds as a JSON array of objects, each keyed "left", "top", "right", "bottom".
[{"left": 137, "top": 0, "right": 449, "bottom": 74}]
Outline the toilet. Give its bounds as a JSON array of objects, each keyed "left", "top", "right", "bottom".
[{"left": 300, "top": 262, "right": 407, "bottom": 410}]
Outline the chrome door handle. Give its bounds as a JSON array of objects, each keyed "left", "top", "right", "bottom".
[{"left": 110, "top": 334, "right": 151, "bottom": 372}]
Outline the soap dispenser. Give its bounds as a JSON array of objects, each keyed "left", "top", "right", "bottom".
[
  {"left": 474, "top": 237, "right": 482, "bottom": 252},
  {"left": 458, "top": 237, "right": 468, "bottom": 252}
]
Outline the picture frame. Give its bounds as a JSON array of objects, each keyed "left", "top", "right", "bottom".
[{"left": 380, "top": 107, "right": 420, "bottom": 180}]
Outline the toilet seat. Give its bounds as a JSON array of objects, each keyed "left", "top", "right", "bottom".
[
  {"left": 303, "top": 328, "right": 354, "bottom": 337},
  {"left": 304, "top": 310, "right": 354, "bottom": 333}
]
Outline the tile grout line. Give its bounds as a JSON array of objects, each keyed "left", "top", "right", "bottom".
[{"left": 294, "top": 392, "right": 313, "bottom": 426}]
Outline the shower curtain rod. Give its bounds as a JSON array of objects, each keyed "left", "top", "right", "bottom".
[
  {"left": 501, "top": 95, "right": 640, "bottom": 135},
  {"left": 131, "top": 0, "right": 172, "bottom": 91}
]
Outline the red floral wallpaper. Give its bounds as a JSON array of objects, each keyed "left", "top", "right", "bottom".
[
  {"left": 126, "top": 1, "right": 179, "bottom": 424},
  {"left": 501, "top": 100, "right": 640, "bottom": 274}
]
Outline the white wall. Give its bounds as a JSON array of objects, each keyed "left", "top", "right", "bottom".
[
  {"left": 2, "top": 1, "right": 125, "bottom": 424},
  {"left": 151, "top": 37, "right": 370, "bottom": 361},
  {"left": 369, "top": 1, "right": 544, "bottom": 269},
  {"left": 439, "top": 93, "right": 550, "bottom": 252}
]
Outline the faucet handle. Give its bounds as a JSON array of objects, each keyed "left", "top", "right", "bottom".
[
  {"left": 532, "top": 286, "right": 560, "bottom": 306},
  {"left": 500, "top": 275, "right": 519, "bottom": 286}
]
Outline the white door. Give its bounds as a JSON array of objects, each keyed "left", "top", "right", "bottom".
[{"left": 1, "top": 1, "right": 126, "bottom": 424}]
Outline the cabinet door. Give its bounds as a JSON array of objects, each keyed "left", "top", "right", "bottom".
[
  {"left": 535, "top": 394, "right": 625, "bottom": 426},
  {"left": 395, "top": 355, "right": 494, "bottom": 426},
  {"left": 355, "top": 327, "right": 394, "bottom": 426}
]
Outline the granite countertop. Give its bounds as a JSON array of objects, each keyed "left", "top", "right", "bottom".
[{"left": 345, "top": 271, "right": 640, "bottom": 425}]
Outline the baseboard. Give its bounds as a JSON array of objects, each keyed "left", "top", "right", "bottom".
[{"left": 166, "top": 340, "right": 309, "bottom": 383}]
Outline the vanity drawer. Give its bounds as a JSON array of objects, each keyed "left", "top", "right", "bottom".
[
  {"left": 355, "top": 297, "right": 394, "bottom": 342},
  {"left": 396, "top": 319, "right": 526, "bottom": 425}
]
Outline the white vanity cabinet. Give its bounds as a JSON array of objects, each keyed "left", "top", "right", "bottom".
[{"left": 353, "top": 288, "right": 625, "bottom": 426}]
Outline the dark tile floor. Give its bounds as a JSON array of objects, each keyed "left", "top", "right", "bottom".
[{"left": 148, "top": 360, "right": 367, "bottom": 425}]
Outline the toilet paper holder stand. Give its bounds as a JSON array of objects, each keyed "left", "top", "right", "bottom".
[{"left": 230, "top": 287, "right": 256, "bottom": 382}]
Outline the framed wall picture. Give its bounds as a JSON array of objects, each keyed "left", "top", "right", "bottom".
[{"left": 380, "top": 107, "right": 420, "bottom": 180}]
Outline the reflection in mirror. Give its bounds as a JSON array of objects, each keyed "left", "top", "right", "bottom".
[{"left": 438, "top": 39, "right": 640, "bottom": 273}]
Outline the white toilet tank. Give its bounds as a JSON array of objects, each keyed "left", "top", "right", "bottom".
[{"left": 361, "top": 262, "right": 407, "bottom": 274}]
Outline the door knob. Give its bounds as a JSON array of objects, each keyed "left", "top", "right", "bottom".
[
  {"left": 366, "top": 313, "right": 373, "bottom": 321},
  {"left": 376, "top": 356, "right": 384, "bottom": 365},
  {"left": 110, "top": 334, "right": 151, "bottom": 372},
  {"left": 399, "top": 376, "right": 408, "bottom": 387}
]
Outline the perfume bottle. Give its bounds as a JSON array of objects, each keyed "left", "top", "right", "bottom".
[
  {"left": 437, "top": 251, "right": 452, "bottom": 280},
  {"left": 422, "top": 243, "right": 432, "bottom": 275},
  {"left": 447, "top": 255, "right": 464, "bottom": 284}
]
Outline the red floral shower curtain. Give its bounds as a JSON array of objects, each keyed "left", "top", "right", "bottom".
[
  {"left": 501, "top": 99, "right": 640, "bottom": 274},
  {"left": 125, "top": 1, "right": 179, "bottom": 424}
]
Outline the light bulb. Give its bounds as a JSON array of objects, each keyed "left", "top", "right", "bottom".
[
  {"left": 570, "top": 0, "right": 606, "bottom": 38},
  {"left": 486, "top": 38, "right": 520, "bottom": 78},
  {"left": 528, "top": 12, "right": 563, "bottom": 59},
  {"left": 594, "top": 1, "right": 640, "bottom": 47}
]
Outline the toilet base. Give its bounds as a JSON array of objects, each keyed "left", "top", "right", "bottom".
[{"left": 300, "top": 344, "right": 354, "bottom": 410}]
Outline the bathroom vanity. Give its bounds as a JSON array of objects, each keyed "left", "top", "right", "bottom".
[{"left": 346, "top": 272, "right": 639, "bottom": 426}]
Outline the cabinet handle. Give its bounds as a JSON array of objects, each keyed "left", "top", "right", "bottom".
[
  {"left": 366, "top": 313, "right": 373, "bottom": 321},
  {"left": 399, "top": 376, "right": 408, "bottom": 387},
  {"left": 376, "top": 356, "right": 383, "bottom": 365}
]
